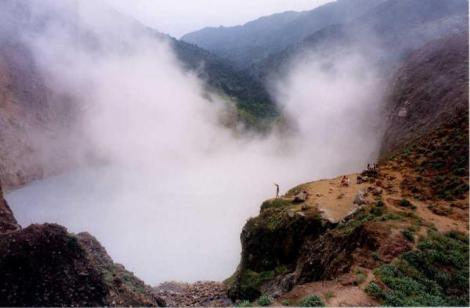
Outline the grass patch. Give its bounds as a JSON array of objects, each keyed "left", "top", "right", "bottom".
[{"left": 260, "top": 199, "right": 292, "bottom": 211}]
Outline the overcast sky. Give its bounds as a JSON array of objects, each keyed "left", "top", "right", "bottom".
[{"left": 105, "top": 0, "right": 333, "bottom": 38}]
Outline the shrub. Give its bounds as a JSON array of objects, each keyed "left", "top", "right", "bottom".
[
  {"left": 371, "top": 205, "right": 384, "bottom": 216},
  {"left": 367, "top": 231, "right": 469, "bottom": 306},
  {"left": 281, "top": 299, "right": 290, "bottom": 306},
  {"left": 399, "top": 199, "right": 416, "bottom": 209},
  {"left": 401, "top": 229, "right": 414, "bottom": 242},
  {"left": 365, "top": 282, "right": 383, "bottom": 298},
  {"left": 372, "top": 251, "right": 380, "bottom": 261},
  {"left": 299, "top": 295, "right": 325, "bottom": 307},
  {"left": 256, "top": 295, "right": 271, "bottom": 306}
]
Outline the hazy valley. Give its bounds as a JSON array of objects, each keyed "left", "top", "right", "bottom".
[{"left": 0, "top": 0, "right": 468, "bottom": 307}]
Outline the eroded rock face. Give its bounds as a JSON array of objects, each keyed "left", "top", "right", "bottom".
[
  {"left": 240, "top": 207, "right": 326, "bottom": 273},
  {"left": 294, "top": 221, "right": 389, "bottom": 284},
  {"left": 227, "top": 200, "right": 331, "bottom": 301}
]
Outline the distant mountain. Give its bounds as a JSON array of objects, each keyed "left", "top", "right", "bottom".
[
  {"left": 258, "top": 0, "right": 468, "bottom": 79},
  {"left": 170, "top": 39, "right": 276, "bottom": 120},
  {"left": 181, "top": 0, "right": 384, "bottom": 68}
]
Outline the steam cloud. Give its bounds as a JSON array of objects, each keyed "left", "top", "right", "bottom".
[{"left": 7, "top": 1, "right": 384, "bottom": 284}]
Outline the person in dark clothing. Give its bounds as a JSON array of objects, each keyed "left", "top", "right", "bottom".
[{"left": 274, "top": 183, "right": 280, "bottom": 199}]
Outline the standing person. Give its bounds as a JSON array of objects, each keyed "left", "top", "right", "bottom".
[{"left": 274, "top": 183, "right": 280, "bottom": 199}]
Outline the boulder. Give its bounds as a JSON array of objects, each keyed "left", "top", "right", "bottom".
[{"left": 353, "top": 190, "right": 366, "bottom": 205}]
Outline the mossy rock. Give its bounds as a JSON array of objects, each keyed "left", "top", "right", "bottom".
[{"left": 241, "top": 207, "right": 324, "bottom": 272}]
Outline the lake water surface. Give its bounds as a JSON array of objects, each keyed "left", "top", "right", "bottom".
[{"left": 6, "top": 166, "right": 265, "bottom": 285}]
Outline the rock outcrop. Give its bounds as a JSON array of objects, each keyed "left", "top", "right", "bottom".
[
  {"left": 0, "top": 185, "right": 19, "bottom": 233},
  {"left": 0, "top": 184, "right": 163, "bottom": 307},
  {"left": 226, "top": 182, "right": 389, "bottom": 301}
]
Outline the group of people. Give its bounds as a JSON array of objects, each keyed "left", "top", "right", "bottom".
[{"left": 367, "top": 163, "right": 378, "bottom": 172}]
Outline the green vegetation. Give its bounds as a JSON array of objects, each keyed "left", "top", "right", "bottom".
[
  {"left": 365, "top": 282, "right": 384, "bottom": 298},
  {"left": 336, "top": 208, "right": 375, "bottom": 235},
  {"left": 174, "top": 39, "right": 278, "bottom": 123},
  {"left": 399, "top": 199, "right": 416, "bottom": 209},
  {"left": 324, "top": 291, "right": 335, "bottom": 300},
  {"left": 260, "top": 199, "right": 292, "bottom": 211},
  {"left": 299, "top": 295, "right": 325, "bottom": 307},
  {"left": 281, "top": 299, "right": 290, "bottom": 306},
  {"left": 256, "top": 295, "right": 271, "bottom": 306},
  {"left": 395, "top": 111, "right": 469, "bottom": 201},
  {"left": 431, "top": 175, "right": 468, "bottom": 201},
  {"left": 238, "top": 300, "right": 252, "bottom": 307},
  {"left": 366, "top": 231, "right": 469, "bottom": 306},
  {"left": 336, "top": 203, "right": 420, "bottom": 236},
  {"left": 228, "top": 268, "right": 288, "bottom": 301},
  {"left": 370, "top": 204, "right": 384, "bottom": 216},
  {"left": 401, "top": 229, "right": 414, "bottom": 242},
  {"left": 372, "top": 251, "right": 380, "bottom": 261},
  {"left": 355, "top": 271, "right": 367, "bottom": 285}
]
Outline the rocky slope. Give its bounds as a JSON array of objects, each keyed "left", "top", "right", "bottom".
[
  {"left": 0, "top": 185, "right": 164, "bottom": 306},
  {"left": 226, "top": 32, "right": 469, "bottom": 306},
  {"left": 380, "top": 33, "right": 469, "bottom": 158}
]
